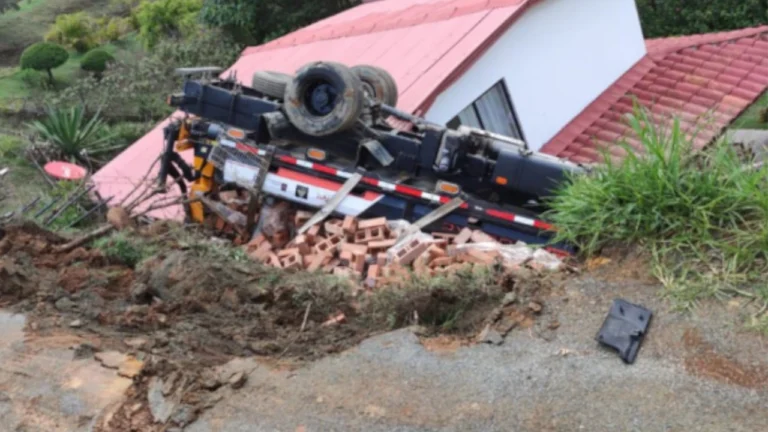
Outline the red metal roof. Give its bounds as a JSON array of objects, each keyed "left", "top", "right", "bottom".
[
  {"left": 232, "top": 0, "right": 539, "bottom": 115},
  {"left": 541, "top": 26, "right": 768, "bottom": 164}
]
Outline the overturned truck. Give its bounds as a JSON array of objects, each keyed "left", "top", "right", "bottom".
[{"left": 157, "top": 62, "right": 584, "bottom": 251}]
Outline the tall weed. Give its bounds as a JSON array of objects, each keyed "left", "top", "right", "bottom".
[{"left": 547, "top": 105, "right": 768, "bottom": 309}]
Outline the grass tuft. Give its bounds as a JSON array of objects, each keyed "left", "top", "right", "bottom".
[{"left": 547, "top": 104, "right": 768, "bottom": 312}]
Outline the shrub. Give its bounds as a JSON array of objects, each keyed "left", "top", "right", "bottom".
[
  {"left": 133, "top": 0, "right": 203, "bottom": 49},
  {"left": 93, "top": 232, "right": 157, "bottom": 267},
  {"left": 44, "top": 12, "right": 97, "bottom": 53},
  {"left": 96, "top": 17, "right": 133, "bottom": 43},
  {"left": 547, "top": 104, "right": 768, "bottom": 310},
  {"left": 28, "top": 106, "right": 122, "bottom": 166},
  {"left": 80, "top": 49, "right": 115, "bottom": 76},
  {"left": 19, "top": 42, "right": 69, "bottom": 85}
]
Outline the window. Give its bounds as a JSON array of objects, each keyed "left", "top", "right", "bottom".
[{"left": 447, "top": 81, "right": 524, "bottom": 140}]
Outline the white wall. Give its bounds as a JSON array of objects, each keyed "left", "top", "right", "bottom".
[{"left": 425, "top": 0, "right": 647, "bottom": 151}]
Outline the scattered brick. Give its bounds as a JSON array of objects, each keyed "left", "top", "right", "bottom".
[
  {"left": 377, "top": 252, "right": 388, "bottom": 267},
  {"left": 321, "top": 313, "right": 346, "bottom": 327},
  {"left": 268, "top": 253, "right": 282, "bottom": 268},
  {"left": 307, "top": 253, "right": 331, "bottom": 272},
  {"left": 429, "top": 256, "right": 454, "bottom": 268},
  {"left": 278, "top": 248, "right": 300, "bottom": 258},
  {"left": 392, "top": 238, "right": 430, "bottom": 266},
  {"left": 339, "top": 250, "right": 354, "bottom": 265},
  {"left": 293, "top": 235, "right": 311, "bottom": 255},
  {"left": 281, "top": 251, "right": 303, "bottom": 269},
  {"left": 313, "top": 235, "right": 342, "bottom": 255},
  {"left": 369, "top": 239, "right": 397, "bottom": 253},
  {"left": 341, "top": 243, "right": 368, "bottom": 256},
  {"left": 358, "top": 217, "right": 388, "bottom": 230},
  {"left": 342, "top": 216, "right": 358, "bottom": 234},
  {"left": 325, "top": 219, "right": 344, "bottom": 236},
  {"left": 354, "top": 226, "right": 388, "bottom": 244},
  {"left": 307, "top": 224, "right": 321, "bottom": 238},
  {"left": 353, "top": 254, "right": 366, "bottom": 273}
]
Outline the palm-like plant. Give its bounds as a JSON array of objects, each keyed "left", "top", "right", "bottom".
[{"left": 29, "top": 106, "right": 120, "bottom": 166}]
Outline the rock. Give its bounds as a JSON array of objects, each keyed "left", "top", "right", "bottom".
[
  {"left": 72, "top": 343, "right": 97, "bottom": 360},
  {"left": 95, "top": 351, "right": 126, "bottom": 369},
  {"left": 55, "top": 297, "right": 76, "bottom": 312},
  {"left": 477, "top": 324, "right": 504, "bottom": 345},
  {"left": 200, "top": 370, "right": 222, "bottom": 391},
  {"left": 124, "top": 337, "right": 149, "bottom": 350},
  {"left": 529, "top": 249, "right": 563, "bottom": 272},
  {"left": 130, "top": 283, "right": 151, "bottom": 303},
  {"left": 248, "top": 341, "right": 281, "bottom": 355},
  {"left": 147, "top": 377, "right": 174, "bottom": 423},
  {"left": 171, "top": 404, "right": 197, "bottom": 427},
  {"left": 107, "top": 207, "right": 134, "bottom": 230},
  {"left": 502, "top": 292, "right": 517, "bottom": 306},
  {"left": 528, "top": 302, "right": 543, "bottom": 314},
  {"left": 118, "top": 357, "right": 144, "bottom": 379},
  {"left": 69, "top": 319, "right": 83, "bottom": 328},
  {"left": 229, "top": 371, "right": 247, "bottom": 389}
]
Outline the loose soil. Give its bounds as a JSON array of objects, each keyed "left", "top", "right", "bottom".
[{"left": 0, "top": 222, "right": 556, "bottom": 430}]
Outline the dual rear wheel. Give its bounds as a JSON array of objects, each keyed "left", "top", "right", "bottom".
[{"left": 250, "top": 62, "right": 398, "bottom": 136}]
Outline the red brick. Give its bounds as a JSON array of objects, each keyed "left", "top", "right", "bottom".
[
  {"left": 339, "top": 250, "right": 354, "bottom": 264},
  {"left": 454, "top": 228, "right": 473, "bottom": 245},
  {"left": 354, "top": 226, "right": 388, "bottom": 244},
  {"left": 281, "top": 252, "right": 304, "bottom": 269},
  {"left": 429, "top": 256, "right": 454, "bottom": 268},
  {"left": 369, "top": 238, "right": 396, "bottom": 253},
  {"left": 268, "top": 253, "right": 282, "bottom": 268},
  {"left": 293, "top": 235, "right": 312, "bottom": 255},
  {"left": 278, "top": 247, "right": 300, "bottom": 258},
  {"left": 358, "top": 217, "right": 388, "bottom": 230},
  {"left": 463, "top": 249, "right": 495, "bottom": 265},
  {"left": 307, "top": 253, "right": 331, "bottom": 271},
  {"left": 353, "top": 254, "right": 366, "bottom": 273},
  {"left": 307, "top": 224, "right": 321, "bottom": 238},
  {"left": 392, "top": 238, "right": 430, "bottom": 266},
  {"left": 427, "top": 245, "right": 446, "bottom": 258},
  {"left": 365, "top": 265, "right": 380, "bottom": 289},
  {"left": 313, "top": 235, "right": 343, "bottom": 255},
  {"left": 377, "top": 252, "right": 388, "bottom": 267},
  {"left": 342, "top": 216, "right": 358, "bottom": 234},
  {"left": 341, "top": 243, "right": 368, "bottom": 256},
  {"left": 325, "top": 220, "right": 344, "bottom": 236},
  {"left": 323, "top": 259, "right": 340, "bottom": 273},
  {"left": 246, "top": 233, "right": 267, "bottom": 250}
]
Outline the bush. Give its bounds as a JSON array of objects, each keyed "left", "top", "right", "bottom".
[
  {"left": 80, "top": 49, "right": 115, "bottom": 76},
  {"left": 133, "top": 0, "right": 202, "bottom": 49},
  {"left": 94, "top": 232, "right": 157, "bottom": 267},
  {"left": 19, "top": 42, "right": 69, "bottom": 85},
  {"left": 96, "top": 17, "right": 133, "bottom": 43},
  {"left": 547, "top": 104, "right": 768, "bottom": 309},
  {"left": 44, "top": 12, "right": 97, "bottom": 53}
]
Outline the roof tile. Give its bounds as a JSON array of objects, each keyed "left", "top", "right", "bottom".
[{"left": 543, "top": 26, "right": 768, "bottom": 163}]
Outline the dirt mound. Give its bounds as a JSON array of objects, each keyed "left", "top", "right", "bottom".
[{"left": 0, "top": 223, "right": 558, "bottom": 430}]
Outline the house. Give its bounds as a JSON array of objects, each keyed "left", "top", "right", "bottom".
[{"left": 93, "top": 0, "right": 768, "bottom": 211}]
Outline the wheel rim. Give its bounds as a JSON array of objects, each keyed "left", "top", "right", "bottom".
[{"left": 304, "top": 81, "right": 339, "bottom": 116}]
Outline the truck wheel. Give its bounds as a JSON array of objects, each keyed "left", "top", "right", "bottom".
[
  {"left": 251, "top": 71, "right": 292, "bottom": 99},
  {"left": 284, "top": 61, "right": 364, "bottom": 137},
  {"left": 351, "top": 65, "right": 398, "bottom": 107}
]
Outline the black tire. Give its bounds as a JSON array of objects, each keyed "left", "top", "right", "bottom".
[
  {"left": 351, "top": 65, "right": 398, "bottom": 107},
  {"left": 284, "top": 61, "right": 364, "bottom": 137},
  {"left": 251, "top": 71, "right": 292, "bottom": 99}
]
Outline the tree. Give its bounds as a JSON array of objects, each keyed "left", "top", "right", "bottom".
[
  {"left": 199, "top": 0, "right": 360, "bottom": 44},
  {"left": 133, "top": 0, "right": 203, "bottom": 49},
  {"left": 80, "top": 49, "right": 116, "bottom": 78},
  {"left": 637, "top": 0, "right": 768, "bottom": 38},
  {"left": 44, "top": 12, "right": 97, "bottom": 53},
  {"left": 19, "top": 42, "right": 69, "bottom": 85},
  {"left": 0, "top": 0, "right": 20, "bottom": 14}
]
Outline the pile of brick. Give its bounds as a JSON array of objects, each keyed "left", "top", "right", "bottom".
[{"left": 244, "top": 210, "right": 564, "bottom": 288}]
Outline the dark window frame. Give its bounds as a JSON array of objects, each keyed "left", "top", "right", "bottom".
[{"left": 448, "top": 79, "right": 526, "bottom": 142}]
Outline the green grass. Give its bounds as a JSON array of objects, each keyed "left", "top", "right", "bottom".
[
  {"left": 547, "top": 105, "right": 768, "bottom": 317},
  {"left": 0, "top": 36, "right": 142, "bottom": 102},
  {"left": 732, "top": 90, "right": 768, "bottom": 130},
  {"left": 0, "top": 0, "right": 113, "bottom": 65}
]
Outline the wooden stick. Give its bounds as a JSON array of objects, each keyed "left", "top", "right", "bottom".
[{"left": 53, "top": 224, "right": 114, "bottom": 253}]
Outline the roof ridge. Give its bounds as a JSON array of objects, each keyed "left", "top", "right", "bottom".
[{"left": 646, "top": 25, "right": 768, "bottom": 58}]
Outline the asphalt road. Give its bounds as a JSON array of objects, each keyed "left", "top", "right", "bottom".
[{"left": 187, "top": 276, "right": 768, "bottom": 432}]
